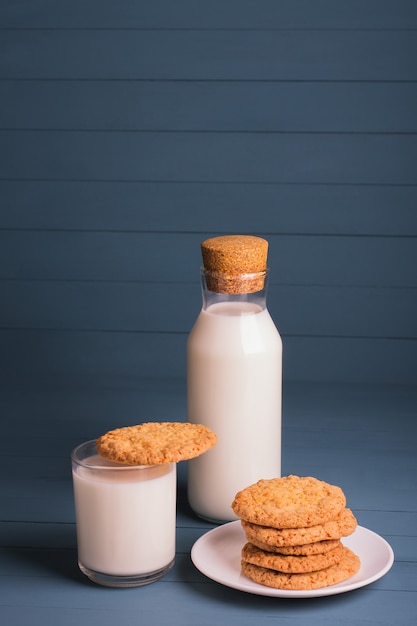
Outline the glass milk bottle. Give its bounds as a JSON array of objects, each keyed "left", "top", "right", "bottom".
[{"left": 187, "top": 235, "right": 282, "bottom": 522}]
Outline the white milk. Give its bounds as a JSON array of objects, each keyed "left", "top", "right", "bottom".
[
  {"left": 72, "top": 456, "right": 176, "bottom": 576},
  {"left": 187, "top": 301, "right": 282, "bottom": 522}
]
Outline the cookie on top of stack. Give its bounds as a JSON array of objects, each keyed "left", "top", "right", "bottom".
[{"left": 231, "top": 475, "right": 360, "bottom": 591}]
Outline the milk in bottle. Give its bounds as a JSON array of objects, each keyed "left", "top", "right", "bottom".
[{"left": 187, "top": 235, "right": 282, "bottom": 522}]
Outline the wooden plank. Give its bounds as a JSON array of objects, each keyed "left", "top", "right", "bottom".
[
  {"left": 1, "top": 381, "right": 416, "bottom": 451},
  {"left": 0, "top": 533, "right": 415, "bottom": 576},
  {"left": 2, "top": 528, "right": 416, "bottom": 575},
  {"left": 2, "top": 81, "right": 417, "bottom": 133},
  {"left": 1, "top": 281, "right": 416, "bottom": 339},
  {"left": 1, "top": 0, "right": 416, "bottom": 29},
  {"left": 1, "top": 231, "right": 415, "bottom": 288},
  {"left": 1, "top": 0, "right": 416, "bottom": 622},
  {"left": 1, "top": 180, "right": 416, "bottom": 236},
  {"left": 1, "top": 509, "right": 415, "bottom": 549},
  {"left": 0, "top": 329, "right": 416, "bottom": 383},
  {"left": 1, "top": 131, "right": 416, "bottom": 185},
  {"left": 0, "top": 328, "right": 190, "bottom": 380},
  {"left": 0, "top": 578, "right": 415, "bottom": 626},
  {"left": 0, "top": 590, "right": 416, "bottom": 626},
  {"left": 3, "top": 430, "right": 415, "bottom": 516},
  {"left": 285, "top": 336, "right": 417, "bottom": 384},
  {"left": 1, "top": 30, "right": 416, "bottom": 81},
  {"left": 1, "top": 378, "right": 415, "bottom": 622}
]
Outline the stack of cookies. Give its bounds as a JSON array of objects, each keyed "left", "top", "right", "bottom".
[{"left": 231, "top": 475, "right": 360, "bottom": 591}]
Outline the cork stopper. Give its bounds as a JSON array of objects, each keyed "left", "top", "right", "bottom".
[{"left": 201, "top": 235, "right": 268, "bottom": 294}]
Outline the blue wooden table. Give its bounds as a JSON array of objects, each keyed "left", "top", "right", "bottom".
[
  {"left": 1, "top": 1, "right": 416, "bottom": 623},
  {"left": 1, "top": 379, "right": 416, "bottom": 625}
]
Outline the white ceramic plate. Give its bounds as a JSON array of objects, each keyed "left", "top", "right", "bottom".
[{"left": 191, "top": 521, "right": 394, "bottom": 598}]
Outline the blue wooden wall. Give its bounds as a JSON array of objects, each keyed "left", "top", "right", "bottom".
[{"left": 1, "top": 0, "right": 416, "bottom": 385}]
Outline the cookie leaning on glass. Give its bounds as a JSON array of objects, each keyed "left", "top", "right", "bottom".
[
  {"left": 232, "top": 475, "right": 361, "bottom": 590},
  {"left": 96, "top": 421, "right": 217, "bottom": 465}
]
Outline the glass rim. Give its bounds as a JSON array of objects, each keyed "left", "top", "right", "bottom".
[{"left": 71, "top": 439, "right": 172, "bottom": 471}]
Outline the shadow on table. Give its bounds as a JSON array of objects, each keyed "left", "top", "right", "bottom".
[
  {"left": 173, "top": 508, "right": 367, "bottom": 614},
  {"left": 176, "top": 552, "right": 366, "bottom": 612},
  {"left": 3, "top": 520, "right": 86, "bottom": 584}
]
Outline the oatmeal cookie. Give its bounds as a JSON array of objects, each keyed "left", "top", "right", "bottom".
[
  {"left": 241, "top": 546, "right": 360, "bottom": 590},
  {"left": 232, "top": 475, "right": 346, "bottom": 529},
  {"left": 241, "top": 508, "right": 357, "bottom": 547},
  {"left": 242, "top": 542, "right": 346, "bottom": 574},
  {"left": 247, "top": 538, "right": 342, "bottom": 556},
  {"left": 96, "top": 421, "right": 217, "bottom": 465}
]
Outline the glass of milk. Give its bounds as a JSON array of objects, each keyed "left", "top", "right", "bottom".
[{"left": 71, "top": 440, "right": 176, "bottom": 587}]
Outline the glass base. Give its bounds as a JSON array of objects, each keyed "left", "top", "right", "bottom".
[{"left": 79, "top": 558, "right": 175, "bottom": 587}]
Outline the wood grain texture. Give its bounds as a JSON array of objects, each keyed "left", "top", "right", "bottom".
[
  {"left": 1, "top": 4, "right": 416, "bottom": 625},
  {"left": 1, "top": 131, "right": 416, "bottom": 184},
  {"left": 1, "top": 281, "right": 416, "bottom": 340},
  {"left": 1, "top": 0, "right": 417, "bottom": 29},
  {"left": 2, "top": 82, "right": 417, "bottom": 133},
  {"left": 1, "top": 381, "right": 416, "bottom": 624},
  {"left": 1, "top": 30, "right": 417, "bottom": 81},
  {"left": 1, "top": 180, "right": 416, "bottom": 235},
  {"left": 1, "top": 231, "right": 415, "bottom": 287},
  {"left": 0, "top": 0, "right": 416, "bottom": 385},
  {"left": 1, "top": 329, "right": 416, "bottom": 384}
]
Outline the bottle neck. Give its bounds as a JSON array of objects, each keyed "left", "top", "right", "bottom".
[{"left": 200, "top": 269, "right": 269, "bottom": 311}]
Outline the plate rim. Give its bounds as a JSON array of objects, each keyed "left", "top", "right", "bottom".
[{"left": 191, "top": 520, "right": 395, "bottom": 598}]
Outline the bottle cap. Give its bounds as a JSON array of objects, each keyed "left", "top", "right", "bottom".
[{"left": 201, "top": 235, "right": 268, "bottom": 294}]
